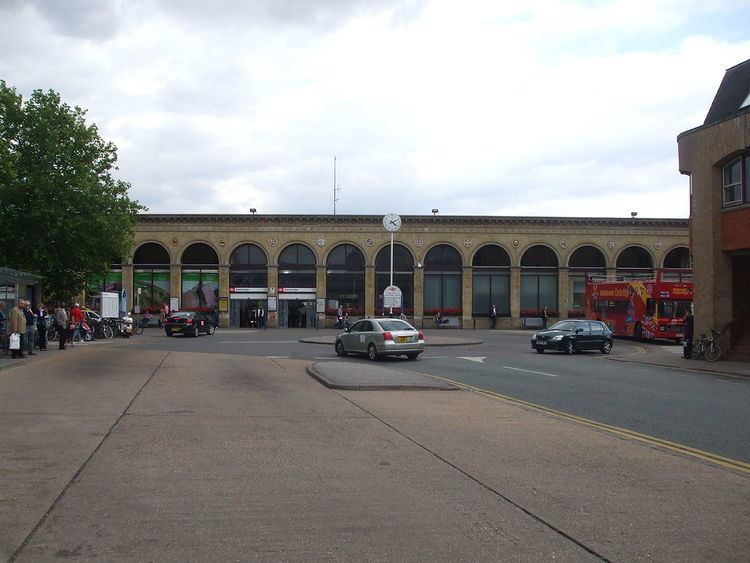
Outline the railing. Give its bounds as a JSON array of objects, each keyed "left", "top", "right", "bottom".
[{"left": 587, "top": 268, "right": 693, "bottom": 283}]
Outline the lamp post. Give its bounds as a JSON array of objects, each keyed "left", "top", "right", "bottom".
[{"left": 382, "top": 213, "right": 402, "bottom": 315}]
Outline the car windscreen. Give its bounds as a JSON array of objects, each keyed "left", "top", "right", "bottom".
[
  {"left": 548, "top": 320, "right": 580, "bottom": 331},
  {"left": 378, "top": 320, "right": 415, "bottom": 331},
  {"left": 169, "top": 312, "right": 193, "bottom": 319}
]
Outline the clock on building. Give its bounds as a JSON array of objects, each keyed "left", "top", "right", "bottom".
[{"left": 383, "top": 213, "right": 401, "bottom": 232}]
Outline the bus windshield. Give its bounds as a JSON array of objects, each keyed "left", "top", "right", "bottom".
[{"left": 657, "top": 300, "right": 691, "bottom": 319}]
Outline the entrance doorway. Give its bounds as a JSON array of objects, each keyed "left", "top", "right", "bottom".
[
  {"left": 279, "top": 299, "right": 316, "bottom": 328},
  {"left": 230, "top": 298, "right": 268, "bottom": 328}
]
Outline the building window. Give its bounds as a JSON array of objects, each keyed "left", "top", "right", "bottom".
[
  {"left": 472, "top": 245, "right": 510, "bottom": 316},
  {"left": 424, "top": 244, "right": 462, "bottom": 315},
  {"left": 520, "top": 245, "right": 558, "bottom": 316},
  {"left": 375, "top": 244, "right": 414, "bottom": 316},
  {"left": 326, "top": 244, "right": 365, "bottom": 317},
  {"left": 723, "top": 158, "right": 742, "bottom": 206},
  {"left": 181, "top": 243, "right": 219, "bottom": 312}
]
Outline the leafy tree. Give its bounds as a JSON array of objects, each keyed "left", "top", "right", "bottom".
[{"left": 0, "top": 81, "right": 145, "bottom": 302}]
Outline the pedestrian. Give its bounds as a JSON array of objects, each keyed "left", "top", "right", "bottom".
[
  {"left": 490, "top": 304, "right": 498, "bottom": 329},
  {"left": 542, "top": 306, "right": 549, "bottom": 330},
  {"left": 434, "top": 310, "right": 442, "bottom": 329},
  {"left": 70, "top": 303, "right": 84, "bottom": 343},
  {"left": 257, "top": 304, "right": 266, "bottom": 330},
  {"left": 336, "top": 304, "right": 343, "bottom": 329},
  {"left": 9, "top": 299, "right": 27, "bottom": 358},
  {"left": 343, "top": 312, "right": 351, "bottom": 331},
  {"left": 36, "top": 303, "right": 49, "bottom": 351},
  {"left": 23, "top": 300, "right": 37, "bottom": 356},
  {"left": 683, "top": 308, "right": 694, "bottom": 359},
  {"left": 0, "top": 301, "right": 7, "bottom": 354},
  {"left": 55, "top": 304, "right": 69, "bottom": 350}
]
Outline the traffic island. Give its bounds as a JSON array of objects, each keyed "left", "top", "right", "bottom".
[{"left": 307, "top": 361, "right": 458, "bottom": 391}]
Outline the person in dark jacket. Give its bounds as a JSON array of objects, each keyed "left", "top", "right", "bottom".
[
  {"left": 683, "top": 309, "right": 694, "bottom": 359},
  {"left": 22, "top": 300, "right": 37, "bottom": 356},
  {"left": 36, "top": 303, "right": 49, "bottom": 351}
]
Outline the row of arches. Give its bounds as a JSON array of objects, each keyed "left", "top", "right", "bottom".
[
  {"left": 118, "top": 241, "right": 690, "bottom": 322},
  {"left": 131, "top": 241, "right": 690, "bottom": 270}
]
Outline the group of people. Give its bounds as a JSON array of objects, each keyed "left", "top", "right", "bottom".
[
  {"left": 336, "top": 304, "right": 351, "bottom": 330},
  {"left": 0, "top": 300, "right": 87, "bottom": 358}
]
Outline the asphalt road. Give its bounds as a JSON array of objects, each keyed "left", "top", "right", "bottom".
[{"left": 123, "top": 327, "right": 750, "bottom": 464}]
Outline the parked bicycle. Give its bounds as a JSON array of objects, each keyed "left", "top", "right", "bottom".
[{"left": 691, "top": 329, "right": 722, "bottom": 362}]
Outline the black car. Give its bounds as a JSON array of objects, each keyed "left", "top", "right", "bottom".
[
  {"left": 164, "top": 311, "right": 216, "bottom": 337},
  {"left": 531, "top": 319, "right": 613, "bottom": 354}
]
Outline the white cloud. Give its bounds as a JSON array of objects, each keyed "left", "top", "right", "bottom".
[{"left": 1, "top": 0, "right": 748, "bottom": 218}]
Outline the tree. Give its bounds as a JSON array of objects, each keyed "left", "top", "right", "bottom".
[{"left": 0, "top": 81, "right": 145, "bottom": 302}]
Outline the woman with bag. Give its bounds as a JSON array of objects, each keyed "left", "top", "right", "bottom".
[{"left": 9, "top": 300, "right": 27, "bottom": 358}]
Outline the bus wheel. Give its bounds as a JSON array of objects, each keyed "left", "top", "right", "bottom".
[{"left": 634, "top": 324, "right": 643, "bottom": 341}]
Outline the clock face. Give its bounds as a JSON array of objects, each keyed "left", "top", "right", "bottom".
[{"left": 383, "top": 213, "right": 401, "bottom": 232}]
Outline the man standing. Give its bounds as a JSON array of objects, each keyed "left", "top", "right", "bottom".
[
  {"left": 257, "top": 304, "right": 266, "bottom": 330},
  {"left": 36, "top": 303, "right": 49, "bottom": 351},
  {"left": 489, "top": 304, "right": 498, "bottom": 329},
  {"left": 23, "top": 300, "right": 37, "bottom": 355},
  {"left": 9, "top": 299, "right": 27, "bottom": 358},
  {"left": 70, "top": 303, "right": 84, "bottom": 343},
  {"left": 683, "top": 308, "right": 694, "bottom": 359},
  {"left": 542, "top": 306, "right": 549, "bottom": 330},
  {"left": 55, "top": 305, "right": 69, "bottom": 350}
]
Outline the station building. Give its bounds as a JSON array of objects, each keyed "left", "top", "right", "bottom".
[
  {"left": 97, "top": 214, "right": 690, "bottom": 330},
  {"left": 678, "top": 58, "right": 750, "bottom": 356}
]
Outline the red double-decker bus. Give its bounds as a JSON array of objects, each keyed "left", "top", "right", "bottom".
[{"left": 585, "top": 269, "right": 693, "bottom": 341}]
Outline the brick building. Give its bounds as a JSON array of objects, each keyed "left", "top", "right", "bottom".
[
  {"left": 678, "top": 58, "right": 750, "bottom": 357},
  {"left": 90, "top": 214, "right": 691, "bottom": 330}
]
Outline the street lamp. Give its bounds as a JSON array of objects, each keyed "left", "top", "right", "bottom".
[
  {"left": 432, "top": 208, "right": 439, "bottom": 215},
  {"left": 249, "top": 208, "right": 257, "bottom": 214}
]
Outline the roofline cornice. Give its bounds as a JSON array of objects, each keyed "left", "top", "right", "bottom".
[{"left": 136, "top": 214, "right": 688, "bottom": 228}]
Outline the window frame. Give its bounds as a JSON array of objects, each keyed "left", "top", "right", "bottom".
[{"left": 722, "top": 157, "right": 743, "bottom": 207}]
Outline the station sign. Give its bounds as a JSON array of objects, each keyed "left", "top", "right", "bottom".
[{"left": 383, "top": 285, "right": 402, "bottom": 308}]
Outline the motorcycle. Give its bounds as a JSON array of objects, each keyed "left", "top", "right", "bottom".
[
  {"left": 78, "top": 319, "right": 94, "bottom": 342},
  {"left": 120, "top": 314, "right": 134, "bottom": 338}
]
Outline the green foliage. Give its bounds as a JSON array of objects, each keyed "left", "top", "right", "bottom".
[{"left": 0, "top": 80, "right": 145, "bottom": 302}]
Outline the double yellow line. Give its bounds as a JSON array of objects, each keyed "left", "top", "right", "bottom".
[{"left": 409, "top": 370, "right": 750, "bottom": 474}]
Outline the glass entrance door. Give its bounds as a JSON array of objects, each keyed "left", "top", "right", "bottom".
[{"left": 279, "top": 299, "right": 316, "bottom": 328}]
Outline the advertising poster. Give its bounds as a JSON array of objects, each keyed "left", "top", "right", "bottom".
[
  {"left": 181, "top": 272, "right": 219, "bottom": 311},
  {"left": 134, "top": 271, "right": 170, "bottom": 310}
]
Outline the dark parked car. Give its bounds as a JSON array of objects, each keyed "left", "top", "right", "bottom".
[
  {"left": 531, "top": 319, "right": 613, "bottom": 354},
  {"left": 164, "top": 311, "right": 216, "bottom": 337},
  {"left": 336, "top": 318, "right": 425, "bottom": 361}
]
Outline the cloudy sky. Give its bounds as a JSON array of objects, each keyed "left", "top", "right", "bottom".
[{"left": 1, "top": 0, "right": 749, "bottom": 218}]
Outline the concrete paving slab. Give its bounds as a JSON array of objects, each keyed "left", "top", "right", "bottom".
[{"left": 308, "top": 361, "right": 458, "bottom": 390}]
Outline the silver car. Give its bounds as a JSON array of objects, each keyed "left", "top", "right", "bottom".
[{"left": 335, "top": 318, "right": 425, "bottom": 361}]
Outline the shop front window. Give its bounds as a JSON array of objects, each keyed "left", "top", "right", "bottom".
[
  {"left": 472, "top": 245, "right": 510, "bottom": 316},
  {"left": 520, "top": 245, "right": 558, "bottom": 316},
  {"left": 424, "top": 244, "right": 462, "bottom": 315},
  {"left": 326, "top": 244, "right": 365, "bottom": 317}
]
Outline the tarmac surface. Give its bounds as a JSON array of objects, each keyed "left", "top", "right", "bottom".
[{"left": 0, "top": 337, "right": 748, "bottom": 561}]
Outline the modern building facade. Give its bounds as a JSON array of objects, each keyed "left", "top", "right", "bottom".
[
  {"left": 678, "top": 58, "right": 750, "bottom": 355},
  {"left": 102, "top": 214, "right": 690, "bottom": 330}
]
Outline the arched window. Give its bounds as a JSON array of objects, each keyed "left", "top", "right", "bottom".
[
  {"left": 616, "top": 246, "right": 653, "bottom": 279},
  {"left": 375, "top": 244, "right": 414, "bottom": 315},
  {"left": 230, "top": 244, "right": 268, "bottom": 288},
  {"left": 424, "top": 244, "right": 462, "bottom": 316},
  {"left": 278, "top": 244, "right": 316, "bottom": 289},
  {"left": 663, "top": 247, "right": 690, "bottom": 269},
  {"left": 181, "top": 243, "right": 219, "bottom": 312},
  {"left": 133, "top": 243, "right": 171, "bottom": 313},
  {"left": 326, "top": 244, "right": 365, "bottom": 316},
  {"left": 521, "top": 245, "right": 558, "bottom": 315},
  {"left": 568, "top": 245, "right": 606, "bottom": 317},
  {"left": 472, "top": 245, "right": 510, "bottom": 316}
]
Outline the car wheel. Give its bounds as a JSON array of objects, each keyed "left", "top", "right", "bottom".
[
  {"left": 406, "top": 353, "right": 419, "bottom": 360},
  {"left": 192, "top": 325, "right": 199, "bottom": 337},
  {"left": 535, "top": 347, "right": 545, "bottom": 354},
  {"left": 367, "top": 344, "right": 380, "bottom": 361},
  {"left": 165, "top": 329, "right": 173, "bottom": 337},
  {"left": 564, "top": 339, "right": 574, "bottom": 355},
  {"left": 601, "top": 340, "right": 612, "bottom": 354},
  {"left": 207, "top": 325, "right": 216, "bottom": 335},
  {"left": 335, "top": 340, "right": 347, "bottom": 357}
]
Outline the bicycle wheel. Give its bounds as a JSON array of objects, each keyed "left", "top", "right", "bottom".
[
  {"left": 705, "top": 343, "right": 722, "bottom": 362},
  {"left": 102, "top": 324, "right": 114, "bottom": 339}
]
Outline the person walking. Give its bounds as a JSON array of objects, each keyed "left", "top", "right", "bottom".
[
  {"left": 0, "top": 302, "right": 7, "bottom": 354},
  {"left": 336, "top": 304, "right": 344, "bottom": 329},
  {"left": 70, "top": 303, "right": 84, "bottom": 343},
  {"left": 542, "top": 306, "right": 549, "bottom": 330},
  {"left": 55, "top": 305, "right": 69, "bottom": 350},
  {"left": 9, "top": 299, "right": 27, "bottom": 358},
  {"left": 23, "top": 300, "right": 37, "bottom": 356},
  {"left": 36, "top": 303, "right": 49, "bottom": 351},
  {"left": 489, "top": 304, "right": 498, "bottom": 329}
]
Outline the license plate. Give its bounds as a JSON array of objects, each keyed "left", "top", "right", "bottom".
[
  {"left": 537, "top": 341, "right": 547, "bottom": 346},
  {"left": 172, "top": 327, "right": 181, "bottom": 332},
  {"left": 398, "top": 336, "right": 408, "bottom": 343}
]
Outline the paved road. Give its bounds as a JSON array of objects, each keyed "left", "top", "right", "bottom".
[
  {"left": 125, "top": 328, "right": 750, "bottom": 464},
  {"left": 1, "top": 344, "right": 747, "bottom": 561}
]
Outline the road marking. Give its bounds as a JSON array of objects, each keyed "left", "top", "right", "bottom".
[
  {"left": 502, "top": 365, "right": 558, "bottom": 377},
  {"left": 217, "top": 340, "right": 298, "bottom": 344},
  {"left": 660, "top": 346, "right": 683, "bottom": 355},
  {"left": 266, "top": 355, "right": 290, "bottom": 359},
  {"left": 459, "top": 356, "right": 487, "bottom": 363},
  {"left": 396, "top": 367, "right": 750, "bottom": 474},
  {"left": 313, "top": 357, "right": 337, "bottom": 360}
]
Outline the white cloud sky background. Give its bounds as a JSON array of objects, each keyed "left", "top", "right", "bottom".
[{"left": 1, "top": 0, "right": 749, "bottom": 218}]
